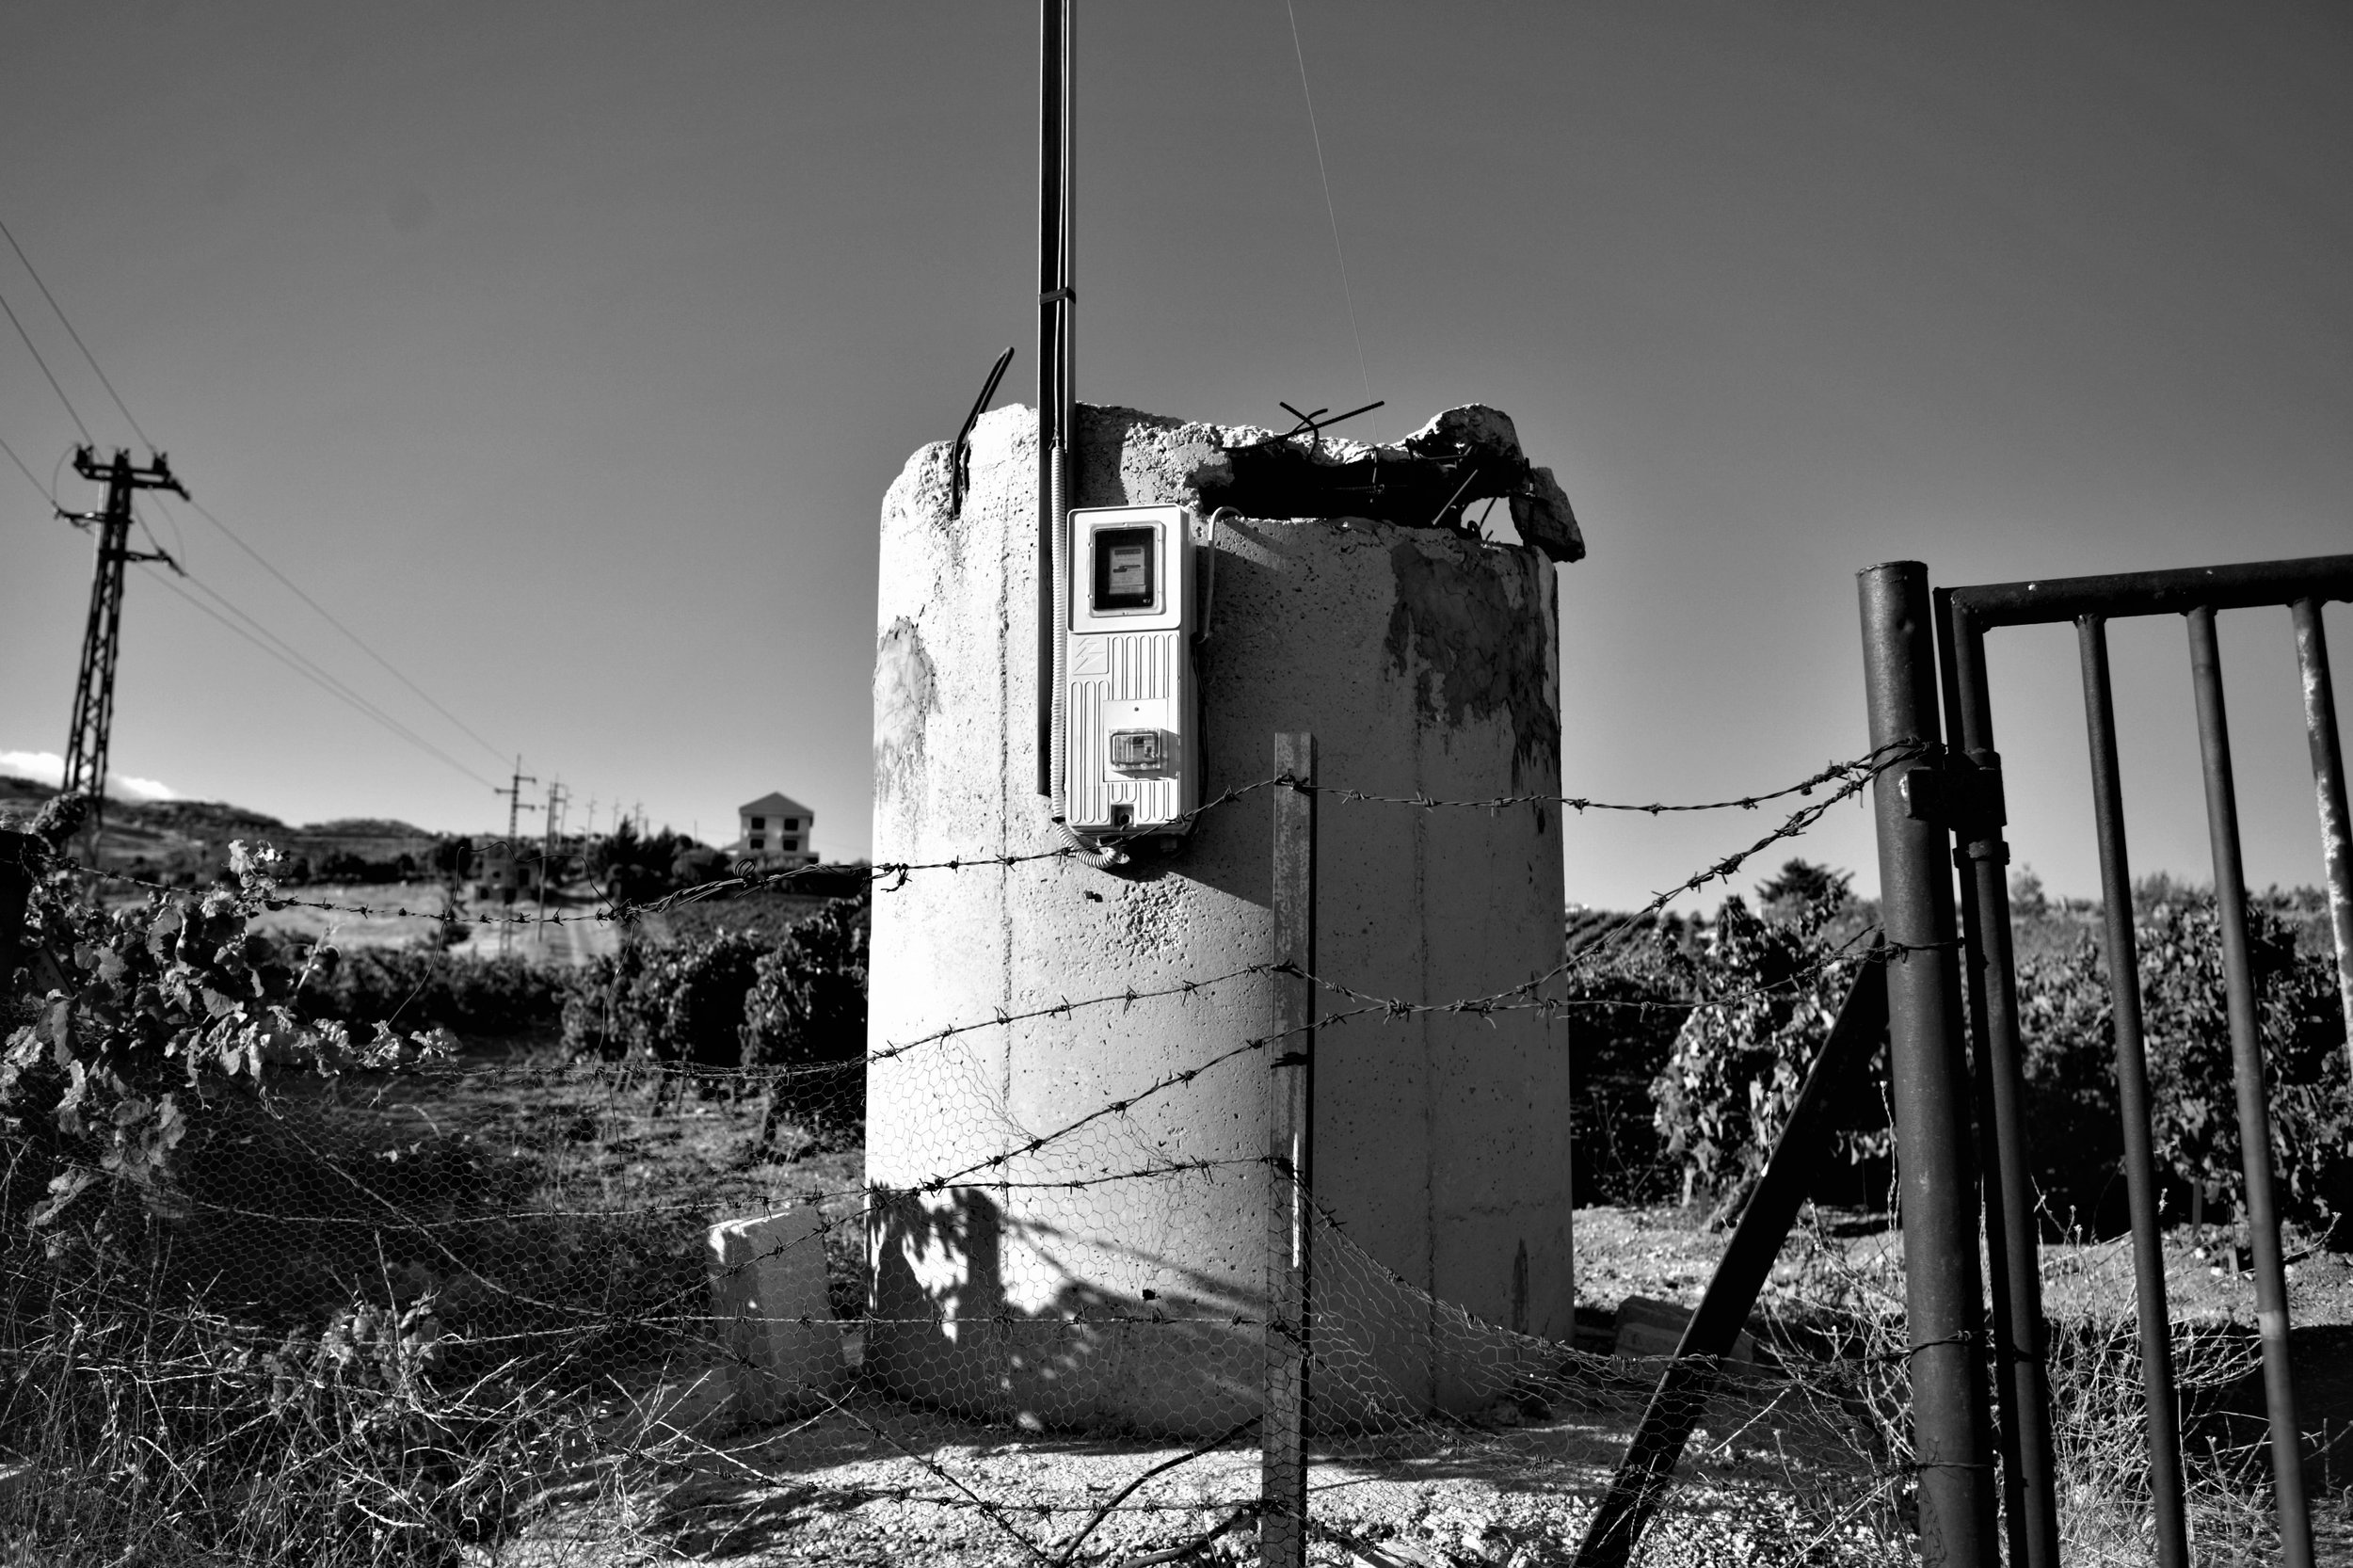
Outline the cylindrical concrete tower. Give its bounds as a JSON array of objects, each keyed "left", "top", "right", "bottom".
[{"left": 866, "top": 404, "right": 1575, "bottom": 1436}]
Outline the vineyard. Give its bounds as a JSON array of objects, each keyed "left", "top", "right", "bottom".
[{"left": 4, "top": 755, "right": 2349, "bottom": 1565}]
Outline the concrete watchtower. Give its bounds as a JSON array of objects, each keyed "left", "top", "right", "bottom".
[{"left": 865, "top": 401, "right": 1582, "bottom": 1435}]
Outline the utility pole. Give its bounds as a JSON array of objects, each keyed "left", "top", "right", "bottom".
[
  {"left": 56, "top": 446, "right": 188, "bottom": 857},
  {"left": 492, "top": 757, "right": 538, "bottom": 955},
  {"left": 537, "top": 778, "right": 568, "bottom": 943}
]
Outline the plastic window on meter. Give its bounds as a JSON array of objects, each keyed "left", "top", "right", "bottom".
[{"left": 1091, "top": 526, "right": 1158, "bottom": 613}]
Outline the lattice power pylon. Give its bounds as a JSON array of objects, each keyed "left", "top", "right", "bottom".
[{"left": 57, "top": 445, "right": 187, "bottom": 852}]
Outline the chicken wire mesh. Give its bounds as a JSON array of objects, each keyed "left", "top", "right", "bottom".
[
  {"left": 22, "top": 741, "right": 2217, "bottom": 1564},
  {"left": 0, "top": 995, "right": 1929, "bottom": 1564}
]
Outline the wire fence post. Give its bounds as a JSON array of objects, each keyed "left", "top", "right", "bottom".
[
  {"left": 1858, "top": 561, "right": 1997, "bottom": 1568},
  {"left": 1263, "top": 732, "right": 1315, "bottom": 1568}
]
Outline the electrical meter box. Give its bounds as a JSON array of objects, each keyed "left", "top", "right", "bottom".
[{"left": 1062, "top": 504, "right": 1199, "bottom": 838}]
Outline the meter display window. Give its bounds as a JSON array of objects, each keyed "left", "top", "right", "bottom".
[{"left": 1090, "top": 526, "right": 1158, "bottom": 613}]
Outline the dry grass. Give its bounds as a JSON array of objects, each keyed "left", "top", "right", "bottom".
[{"left": 1, "top": 1086, "right": 2332, "bottom": 1565}]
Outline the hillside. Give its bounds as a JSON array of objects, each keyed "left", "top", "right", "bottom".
[{"left": 0, "top": 774, "right": 441, "bottom": 882}]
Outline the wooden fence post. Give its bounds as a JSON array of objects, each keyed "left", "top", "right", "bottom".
[{"left": 1262, "top": 733, "right": 1315, "bottom": 1568}]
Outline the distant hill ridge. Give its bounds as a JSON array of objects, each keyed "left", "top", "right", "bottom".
[{"left": 0, "top": 774, "right": 442, "bottom": 877}]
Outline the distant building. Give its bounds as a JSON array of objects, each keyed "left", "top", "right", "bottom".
[
  {"left": 735, "top": 792, "right": 817, "bottom": 868},
  {"left": 472, "top": 839, "right": 527, "bottom": 903}
]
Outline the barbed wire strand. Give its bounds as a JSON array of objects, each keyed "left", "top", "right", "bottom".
[{"left": 53, "top": 743, "right": 1924, "bottom": 933}]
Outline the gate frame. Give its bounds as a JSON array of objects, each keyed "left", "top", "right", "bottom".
[{"left": 1877, "top": 552, "right": 2353, "bottom": 1568}]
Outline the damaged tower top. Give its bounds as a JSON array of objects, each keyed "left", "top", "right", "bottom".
[{"left": 1193, "top": 402, "right": 1584, "bottom": 564}]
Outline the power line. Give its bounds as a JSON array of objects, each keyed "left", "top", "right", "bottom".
[
  {"left": 1282, "top": 0, "right": 1376, "bottom": 443},
  {"left": 135, "top": 562, "right": 500, "bottom": 791},
  {"left": 0, "top": 428, "right": 52, "bottom": 504},
  {"left": 164, "top": 494, "right": 513, "bottom": 768},
  {"left": 171, "top": 562, "right": 496, "bottom": 787},
  {"left": 0, "top": 213, "right": 509, "bottom": 778},
  {"left": 0, "top": 215, "right": 151, "bottom": 449},
  {"left": 133, "top": 495, "right": 185, "bottom": 562},
  {"left": 0, "top": 280, "right": 93, "bottom": 443}
]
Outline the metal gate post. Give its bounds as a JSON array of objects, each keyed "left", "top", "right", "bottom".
[
  {"left": 2290, "top": 599, "right": 2353, "bottom": 1079},
  {"left": 1263, "top": 733, "right": 1316, "bottom": 1568},
  {"left": 1858, "top": 562, "right": 1996, "bottom": 1567},
  {"left": 1940, "top": 599, "right": 2061, "bottom": 1568},
  {"left": 2185, "top": 608, "right": 2313, "bottom": 1567}
]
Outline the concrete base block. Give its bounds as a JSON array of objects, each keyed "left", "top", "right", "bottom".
[
  {"left": 1612, "top": 1295, "right": 1757, "bottom": 1366},
  {"left": 708, "top": 1208, "right": 844, "bottom": 1424}
]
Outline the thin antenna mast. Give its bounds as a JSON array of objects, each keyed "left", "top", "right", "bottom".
[{"left": 1035, "top": 0, "right": 1074, "bottom": 796}]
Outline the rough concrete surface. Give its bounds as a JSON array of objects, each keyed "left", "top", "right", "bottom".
[{"left": 865, "top": 403, "right": 1576, "bottom": 1436}]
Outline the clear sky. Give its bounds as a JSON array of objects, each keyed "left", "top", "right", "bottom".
[{"left": 2, "top": 3, "right": 2347, "bottom": 909}]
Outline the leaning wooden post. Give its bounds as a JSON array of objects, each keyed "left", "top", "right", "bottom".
[{"left": 1262, "top": 733, "right": 1315, "bottom": 1568}]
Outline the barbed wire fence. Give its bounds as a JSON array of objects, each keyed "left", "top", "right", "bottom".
[{"left": 7, "top": 740, "right": 2272, "bottom": 1566}]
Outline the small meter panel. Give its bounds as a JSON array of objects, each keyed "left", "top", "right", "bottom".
[
  {"left": 1092, "top": 527, "right": 1158, "bottom": 613},
  {"left": 1062, "top": 504, "right": 1198, "bottom": 838}
]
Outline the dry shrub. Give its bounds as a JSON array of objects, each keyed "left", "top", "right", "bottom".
[
  {"left": 1745, "top": 1214, "right": 2286, "bottom": 1566},
  {"left": 2043, "top": 1317, "right": 2276, "bottom": 1566},
  {"left": 0, "top": 1240, "right": 645, "bottom": 1566}
]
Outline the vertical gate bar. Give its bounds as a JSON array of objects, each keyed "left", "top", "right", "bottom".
[
  {"left": 2077, "top": 614, "right": 2191, "bottom": 1567},
  {"left": 1934, "top": 591, "right": 2029, "bottom": 1566},
  {"left": 2290, "top": 599, "right": 2353, "bottom": 1079},
  {"left": 1943, "top": 600, "right": 2062, "bottom": 1568},
  {"left": 1263, "top": 733, "right": 1316, "bottom": 1568},
  {"left": 2185, "top": 607, "right": 2313, "bottom": 1566},
  {"left": 1857, "top": 561, "right": 1996, "bottom": 1568}
]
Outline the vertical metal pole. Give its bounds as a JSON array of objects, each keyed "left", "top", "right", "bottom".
[
  {"left": 1034, "top": 0, "right": 1071, "bottom": 798},
  {"left": 1856, "top": 562, "right": 1996, "bottom": 1568},
  {"left": 1263, "top": 733, "right": 1315, "bottom": 1568},
  {"left": 2185, "top": 606, "right": 2313, "bottom": 1567},
  {"left": 1941, "top": 600, "right": 2061, "bottom": 1568},
  {"left": 2076, "top": 615, "right": 2190, "bottom": 1568},
  {"left": 2290, "top": 600, "right": 2353, "bottom": 1080},
  {"left": 1932, "top": 592, "right": 2022, "bottom": 1560}
]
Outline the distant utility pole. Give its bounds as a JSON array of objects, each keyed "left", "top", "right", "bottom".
[
  {"left": 492, "top": 757, "right": 538, "bottom": 955},
  {"left": 56, "top": 446, "right": 188, "bottom": 855},
  {"left": 537, "top": 779, "right": 568, "bottom": 940}
]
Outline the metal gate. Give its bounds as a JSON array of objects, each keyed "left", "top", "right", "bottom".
[{"left": 1860, "top": 554, "right": 2353, "bottom": 1568}]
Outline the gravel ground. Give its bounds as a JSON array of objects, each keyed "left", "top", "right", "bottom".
[
  {"left": 444, "top": 1202, "right": 2353, "bottom": 1565},
  {"left": 484, "top": 1391, "right": 1899, "bottom": 1568}
]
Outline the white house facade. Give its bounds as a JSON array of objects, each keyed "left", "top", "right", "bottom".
[{"left": 736, "top": 792, "right": 817, "bottom": 868}]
